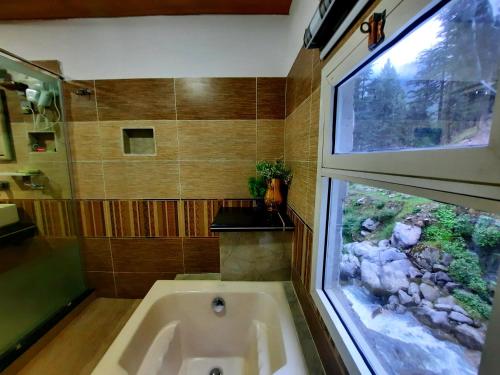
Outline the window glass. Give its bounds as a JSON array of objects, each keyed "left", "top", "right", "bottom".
[
  {"left": 334, "top": 0, "right": 500, "bottom": 153},
  {"left": 324, "top": 181, "right": 499, "bottom": 374}
]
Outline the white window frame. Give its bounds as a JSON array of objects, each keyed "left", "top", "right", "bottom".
[{"left": 310, "top": 0, "right": 500, "bottom": 374}]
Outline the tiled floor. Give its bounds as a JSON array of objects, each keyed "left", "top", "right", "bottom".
[
  {"left": 15, "top": 278, "right": 324, "bottom": 375},
  {"left": 16, "top": 298, "right": 140, "bottom": 375}
]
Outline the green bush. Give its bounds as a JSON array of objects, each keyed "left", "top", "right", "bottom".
[
  {"left": 453, "top": 289, "right": 492, "bottom": 320},
  {"left": 455, "top": 214, "right": 474, "bottom": 238},
  {"left": 247, "top": 176, "right": 267, "bottom": 199},
  {"left": 449, "top": 257, "right": 489, "bottom": 300},
  {"left": 473, "top": 222, "right": 500, "bottom": 248}
]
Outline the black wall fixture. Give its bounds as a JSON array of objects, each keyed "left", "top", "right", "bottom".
[{"left": 304, "top": 0, "right": 374, "bottom": 58}]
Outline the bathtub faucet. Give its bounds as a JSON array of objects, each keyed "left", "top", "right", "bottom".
[{"left": 211, "top": 296, "right": 225, "bottom": 313}]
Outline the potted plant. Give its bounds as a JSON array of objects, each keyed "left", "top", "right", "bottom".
[
  {"left": 254, "top": 159, "right": 292, "bottom": 211},
  {"left": 247, "top": 176, "right": 267, "bottom": 209}
]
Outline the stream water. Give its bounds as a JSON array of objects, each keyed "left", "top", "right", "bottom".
[{"left": 342, "top": 284, "right": 480, "bottom": 375}]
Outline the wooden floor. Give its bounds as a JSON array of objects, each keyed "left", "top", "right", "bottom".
[{"left": 16, "top": 298, "right": 140, "bottom": 375}]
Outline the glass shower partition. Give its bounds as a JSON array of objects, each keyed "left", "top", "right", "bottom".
[{"left": 0, "top": 51, "right": 88, "bottom": 370}]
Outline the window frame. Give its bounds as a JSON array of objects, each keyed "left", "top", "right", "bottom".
[{"left": 310, "top": 0, "right": 500, "bottom": 373}]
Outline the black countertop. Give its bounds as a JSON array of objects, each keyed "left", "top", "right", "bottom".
[
  {"left": 0, "top": 222, "right": 37, "bottom": 244},
  {"left": 210, "top": 207, "right": 295, "bottom": 232}
]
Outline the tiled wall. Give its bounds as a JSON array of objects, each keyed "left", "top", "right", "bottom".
[
  {"left": 62, "top": 76, "right": 286, "bottom": 297},
  {"left": 284, "top": 1, "right": 379, "bottom": 373}
]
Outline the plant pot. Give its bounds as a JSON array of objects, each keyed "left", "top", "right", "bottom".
[
  {"left": 255, "top": 198, "right": 266, "bottom": 210},
  {"left": 264, "top": 178, "right": 283, "bottom": 211}
]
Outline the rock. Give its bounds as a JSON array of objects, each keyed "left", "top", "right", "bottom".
[
  {"left": 389, "top": 259, "right": 414, "bottom": 276},
  {"left": 380, "top": 262, "right": 410, "bottom": 294},
  {"left": 413, "top": 293, "right": 422, "bottom": 305},
  {"left": 434, "top": 271, "right": 452, "bottom": 284},
  {"left": 388, "top": 295, "right": 399, "bottom": 305},
  {"left": 422, "top": 271, "right": 432, "bottom": 281},
  {"left": 414, "top": 306, "right": 451, "bottom": 332},
  {"left": 436, "top": 296, "right": 456, "bottom": 305},
  {"left": 441, "top": 253, "right": 453, "bottom": 267},
  {"left": 409, "top": 246, "right": 442, "bottom": 271},
  {"left": 434, "top": 303, "right": 454, "bottom": 312},
  {"left": 433, "top": 264, "right": 449, "bottom": 272},
  {"left": 409, "top": 268, "right": 423, "bottom": 279},
  {"left": 390, "top": 222, "right": 422, "bottom": 249},
  {"left": 454, "top": 324, "right": 485, "bottom": 350},
  {"left": 378, "top": 239, "right": 390, "bottom": 248},
  {"left": 420, "top": 299, "right": 433, "bottom": 308},
  {"left": 408, "top": 282, "right": 420, "bottom": 296},
  {"left": 360, "top": 230, "right": 370, "bottom": 237},
  {"left": 449, "top": 311, "right": 473, "bottom": 325},
  {"left": 361, "top": 260, "right": 384, "bottom": 295},
  {"left": 379, "top": 248, "right": 407, "bottom": 263},
  {"left": 362, "top": 218, "right": 379, "bottom": 232},
  {"left": 340, "top": 254, "right": 360, "bottom": 280},
  {"left": 395, "top": 304, "right": 407, "bottom": 314},
  {"left": 444, "top": 282, "right": 461, "bottom": 293},
  {"left": 420, "top": 283, "right": 440, "bottom": 302},
  {"left": 398, "top": 290, "right": 416, "bottom": 306},
  {"left": 349, "top": 242, "right": 380, "bottom": 260},
  {"left": 451, "top": 304, "right": 469, "bottom": 317}
]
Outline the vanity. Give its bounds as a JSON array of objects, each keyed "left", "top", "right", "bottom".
[{"left": 210, "top": 207, "right": 294, "bottom": 281}]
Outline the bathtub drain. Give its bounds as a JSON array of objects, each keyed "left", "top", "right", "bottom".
[{"left": 209, "top": 367, "right": 223, "bottom": 375}]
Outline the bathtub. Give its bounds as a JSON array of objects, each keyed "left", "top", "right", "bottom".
[{"left": 92, "top": 281, "right": 307, "bottom": 375}]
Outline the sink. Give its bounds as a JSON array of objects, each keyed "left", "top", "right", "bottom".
[{"left": 0, "top": 204, "right": 19, "bottom": 228}]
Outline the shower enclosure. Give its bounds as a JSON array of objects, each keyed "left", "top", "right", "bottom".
[{"left": 0, "top": 50, "right": 88, "bottom": 370}]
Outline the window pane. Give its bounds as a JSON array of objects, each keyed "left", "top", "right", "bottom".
[
  {"left": 324, "top": 181, "right": 499, "bottom": 374},
  {"left": 334, "top": 0, "right": 500, "bottom": 154}
]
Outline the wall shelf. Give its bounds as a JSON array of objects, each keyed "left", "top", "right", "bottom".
[{"left": 0, "top": 222, "right": 37, "bottom": 245}]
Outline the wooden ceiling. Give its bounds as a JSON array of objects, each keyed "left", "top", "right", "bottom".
[{"left": 0, "top": 0, "right": 293, "bottom": 20}]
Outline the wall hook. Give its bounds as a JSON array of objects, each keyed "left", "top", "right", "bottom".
[{"left": 360, "top": 10, "right": 386, "bottom": 51}]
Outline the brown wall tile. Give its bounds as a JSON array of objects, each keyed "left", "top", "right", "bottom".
[
  {"left": 111, "top": 238, "right": 183, "bottom": 273},
  {"left": 67, "top": 122, "right": 102, "bottom": 161},
  {"left": 180, "top": 161, "right": 254, "bottom": 199},
  {"left": 310, "top": 88, "right": 320, "bottom": 163},
  {"left": 286, "top": 48, "right": 313, "bottom": 117},
  {"left": 178, "top": 120, "right": 256, "bottom": 161},
  {"left": 63, "top": 81, "right": 98, "bottom": 122},
  {"left": 72, "top": 162, "right": 105, "bottom": 199},
  {"left": 100, "top": 120, "right": 178, "bottom": 160},
  {"left": 175, "top": 78, "right": 256, "bottom": 120},
  {"left": 85, "top": 271, "right": 116, "bottom": 297},
  {"left": 285, "top": 97, "right": 311, "bottom": 162},
  {"left": 103, "top": 161, "right": 180, "bottom": 199},
  {"left": 257, "top": 120, "right": 284, "bottom": 161},
  {"left": 81, "top": 238, "right": 112, "bottom": 272},
  {"left": 183, "top": 200, "right": 221, "bottom": 237},
  {"left": 183, "top": 238, "right": 220, "bottom": 273},
  {"left": 305, "top": 162, "right": 317, "bottom": 229},
  {"left": 76, "top": 200, "right": 109, "bottom": 237},
  {"left": 257, "top": 77, "right": 286, "bottom": 119},
  {"left": 32, "top": 60, "right": 62, "bottom": 75},
  {"left": 95, "top": 79, "right": 176, "bottom": 121},
  {"left": 115, "top": 272, "right": 177, "bottom": 298},
  {"left": 287, "top": 161, "right": 308, "bottom": 220}
]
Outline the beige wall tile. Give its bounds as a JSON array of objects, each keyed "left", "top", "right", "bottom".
[
  {"left": 178, "top": 120, "right": 256, "bottom": 161},
  {"left": 287, "top": 161, "right": 308, "bottom": 220},
  {"left": 72, "top": 162, "right": 105, "bottom": 199},
  {"left": 67, "top": 122, "right": 102, "bottom": 161},
  {"left": 100, "top": 120, "right": 178, "bottom": 160},
  {"left": 257, "top": 120, "right": 284, "bottom": 161},
  {"left": 103, "top": 161, "right": 180, "bottom": 199},
  {"left": 305, "top": 161, "right": 318, "bottom": 228},
  {"left": 285, "top": 97, "right": 311, "bottom": 162},
  {"left": 180, "top": 161, "right": 254, "bottom": 199},
  {"left": 310, "top": 89, "right": 321, "bottom": 163}
]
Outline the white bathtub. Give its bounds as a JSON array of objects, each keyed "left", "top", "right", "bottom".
[{"left": 92, "top": 281, "right": 307, "bottom": 375}]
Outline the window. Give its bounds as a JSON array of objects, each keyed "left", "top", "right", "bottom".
[{"left": 312, "top": 0, "right": 500, "bottom": 374}]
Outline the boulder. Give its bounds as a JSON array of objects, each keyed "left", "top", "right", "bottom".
[
  {"left": 408, "top": 282, "right": 420, "bottom": 296},
  {"left": 409, "top": 268, "right": 423, "bottom": 279},
  {"left": 414, "top": 306, "right": 451, "bottom": 332},
  {"left": 348, "top": 241, "right": 380, "bottom": 260},
  {"left": 409, "top": 246, "right": 442, "bottom": 271},
  {"left": 433, "top": 264, "right": 449, "bottom": 272},
  {"left": 388, "top": 294, "right": 399, "bottom": 305},
  {"left": 390, "top": 222, "right": 422, "bottom": 249},
  {"left": 422, "top": 271, "right": 432, "bottom": 281},
  {"left": 441, "top": 253, "right": 453, "bottom": 267},
  {"left": 451, "top": 304, "right": 470, "bottom": 317},
  {"left": 378, "top": 239, "right": 391, "bottom": 248},
  {"left": 454, "top": 324, "right": 485, "bottom": 350},
  {"left": 362, "top": 218, "right": 379, "bottom": 232},
  {"left": 360, "top": 230, "right": 370, "bottom": 237},
  {"left": 380, "top": 262, "right": 410, "bottom": 294},
  {"left": 361, "top": 260, "right": 384, "bottom": 295},
  {"left": 449, "top": 311, "right": 473, "bottom": 325},
  {"left": 420, "top": 283, "right": 440, "bottom": 302},
  {"left": 395, "top": 304, "right": 407, "bottom": 314},
  {"left": 413, "top": 293, "right": 422, "bottom": 305},
  {"left": 444, "top": 282, "right": 461, "bottom": 293},
  {"left": 379, "top": 248, "right": 407, "bottom": 263},
  {"left": 340, "top": 254, "right": 361, "bottom": 280},
  {"left": 398, "top": 290, "right": 416, "bottom": 306},
  {"left": 420, "top": 299, "right": 434, "bottom": 308},
  {"left": 436, "top": 296, "right": 456, "bottom": 305},
  {"left": 434, "top": 303, "right": 454, "bottom": 312},
  {"left": 434, "top": 271, "right": 452, "bottom": 283}
]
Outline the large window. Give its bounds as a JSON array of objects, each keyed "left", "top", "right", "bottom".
[{"left": 312, "top": 0, "right": 500, "bottom": 374}]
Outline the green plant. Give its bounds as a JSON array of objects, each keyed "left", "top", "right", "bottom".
[
  {"left": 248, "top": 176, "right": 267, "bottom": 199},
  {"left": 453, "top": 289, "right": 492, "bottom": 320},
  {"left": 455, "top": 214, "right": 474, "bottom": 238},
  {"left": 448, "top": 256, "right": 489, "bottom": 300},
  {"left": 255, "top": 159, "right": 292, "bottom": 184},
  {"left": 473, "top": 221, "right": 500, "bottom": 248}
]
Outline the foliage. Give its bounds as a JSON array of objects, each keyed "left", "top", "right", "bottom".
[
  {"left": 473, "top": 217, "right": 500, "bottom": 248},
  {"left": 453, "top": 289, "right": 492, "bottom": 320},
  {"left": 455, "top": 214, "right": 475, "bottom": 238},
  {"left": 449, "top": 257, "right": 489, "bottom": 300},
  {"left": 247, "top": 176, "right": 267, "bottom": 199},
  {"left": 255, "top": 159, "right": 292, "bottom": 184}
]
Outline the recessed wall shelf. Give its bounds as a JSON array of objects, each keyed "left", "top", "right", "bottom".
[
  {"left": 122, "top": 128, "right": 155, "bottom": 155},
  {"left": 28, "top": 131, "right": 56, "bottom": 153},
  {"left": 0, "top": 171, "right": 40, "bottom": 177}
]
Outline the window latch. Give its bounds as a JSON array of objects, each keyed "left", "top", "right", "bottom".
[{"left": 360, "top": 10, "right": 386, "bottom": 51}]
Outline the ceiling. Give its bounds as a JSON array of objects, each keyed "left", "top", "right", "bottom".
[{"left": 0, "top": 0, "right": 293, "bottom": 20}]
